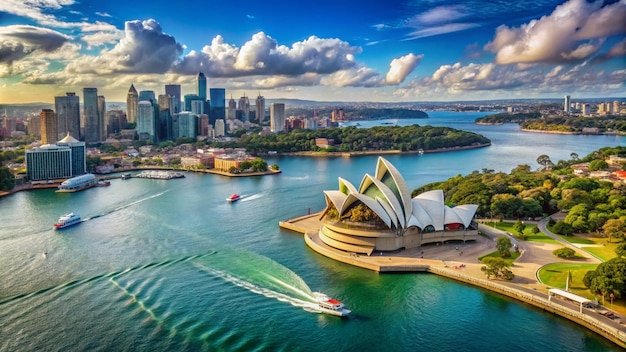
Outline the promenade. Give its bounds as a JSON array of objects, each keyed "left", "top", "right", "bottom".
[{"left": 279, "top": 213, "right": 626, "bottom": 348}]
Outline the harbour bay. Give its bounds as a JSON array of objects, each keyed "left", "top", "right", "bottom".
[{"left": 0, "top": 111, "right": 624, "bottom": 351}]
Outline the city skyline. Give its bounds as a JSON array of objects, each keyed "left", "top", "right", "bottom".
[{"left": 0, "top": 0, "right": 624, "bottom": 104}]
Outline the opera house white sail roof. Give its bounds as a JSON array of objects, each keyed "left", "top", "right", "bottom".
[{"left": 323, "top": 157, "right": 478, "bottom": 234}]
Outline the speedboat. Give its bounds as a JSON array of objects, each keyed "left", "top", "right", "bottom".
[
  {"left": 313, "top": 292, "right": 351, "bottom": 317},
  {"left": 226, "top": 194, "right": 241, "bottom": 202},
  {"left": 53, "top": 213, "right": 81, "bottom": 230}
]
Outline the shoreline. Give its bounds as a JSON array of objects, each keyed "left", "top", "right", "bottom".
[
  {"left": 275, "top": 142, "right": 491, "bottom": 158},
  {"left": 279, "top": 212, "right": 626, "bottom": 349}
]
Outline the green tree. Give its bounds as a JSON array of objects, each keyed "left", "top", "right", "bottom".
[
  {"left": 270, "top": 164, "right": 280, "bottom": 171},
  {"left": 551, "top": 221, "right": 575, "bottom": 236},
  {"left": 553, "top": 247, "right": 576, "bottom": 258},
  {"left": 615, "top": 243, "right": 626, "bottom": 258},
  {"left": 536, "top": 154, "right": 553, "bottom": 170},
  {"left": 496, "top": 236, "right": 512, "bottom": 257},
  {"left": 0, "top": 166, "right": 15, "bottom": 191},
  {"left": 602, "top": 218, "right": 626, "bottom": 243},
  {"left": 583, "top": 257, "right": 626, "bottom": 299},
  {"left": 480, "top": 257, "right": 514, "bottom": 280},
  {"left": 513, "top": 219, "right": 526, "bottom": 235},
  {"left": 588, "top": 159, "right": 609, "bottom": 171}
]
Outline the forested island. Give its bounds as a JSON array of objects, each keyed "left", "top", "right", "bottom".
[
  {"left": 476, "top": 112, "right": 626, "bottom": 134},
  {"left": 207, "top": 125, "right": 490, "bottom": 154},
  {"left": 286, "top": 107, "right": 428, "bottom": 120}
]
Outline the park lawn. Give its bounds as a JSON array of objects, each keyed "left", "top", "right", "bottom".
[
  {"left": 538, "top": 262, "right": 626, "bottom": 315},
  {"left": 574, "top": 238, "right": 620, "bottom": 262},
  {"left": 484, "top": 221, "right": 558, "bottom": 244},
  {"left": 555, "top": 233, "right": 595, "bottom": 244},
  {"left": 478, "top": 250, "right": 521, "bottom": 266}
]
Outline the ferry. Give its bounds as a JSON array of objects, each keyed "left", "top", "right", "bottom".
[
  {"left": 121, "top": 173, "right": 132, "bottom": 180},
  {"left": 57, "top": 174, "right": 97, "bottom": 193},
  {"left": 96, "top": 180, "right": 111, "bottom": 187},
  {"left": 53, "top": 213, "right": 81, "bottom": 230},
  {"left": 226, "top": 194, "right": 241, "bottom": 202},
  {"left": 313, "top": 292, "right": 351, "bottom": 317}
]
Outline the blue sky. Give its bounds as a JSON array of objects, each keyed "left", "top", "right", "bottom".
[{"left": 0, "top": 0, "right": 624, "bottom": 103}]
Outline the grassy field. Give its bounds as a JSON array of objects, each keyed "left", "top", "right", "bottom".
[
  {"left": 482, "top": 221, "right": 560, "bottom": 244},
  {"left": 538, "top": 262, "right": 626, "bottom": 315}
]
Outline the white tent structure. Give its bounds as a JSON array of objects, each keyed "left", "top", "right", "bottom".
[{"left": 548, "top": 288, "right": 591, "bottom": 313}]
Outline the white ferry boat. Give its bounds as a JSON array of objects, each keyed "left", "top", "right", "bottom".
[
  {"left": 313, "top": 292, "right": 351, "bottom": 317},
  {"left": 57, "top": 174, "right": 97, "bottom": 193},
  {"left": 53, "top": 213, "right": 81, "bottom": 230}
]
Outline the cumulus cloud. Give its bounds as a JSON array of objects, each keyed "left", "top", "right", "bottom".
[
  {"left": 385, "top": 53, "right": 422, "bottom": 84},
  {"left": 66, "top": 19, "right": 183, "bottom": 74},
  {"left": 591, "top": 38, "right": 626, "bottom": 64},
  {"left": 0, "top": 25, "right": 70, "bottom": 64},
  {"left": 486, "top": 0, "right": 626, "bottom": 64},
  {"left": 174, "top": 32, "right": 361, "bottom": 77}
]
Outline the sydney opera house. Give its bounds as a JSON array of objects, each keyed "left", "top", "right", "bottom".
[{"left": 318, "top": 157, "right": 479, "bottom": 256}]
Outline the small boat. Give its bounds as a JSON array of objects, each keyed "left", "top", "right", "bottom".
[
  {"left": 96, "top": 180, "right": 111, "bottom": 187},
  {"left": 313, "top": 292, "right": 351, "bottom": 317},
  {"left": 121, "top": 173, "right": 132, "bottom": 180},
  {"left": 226, "top": 194, "right": 241, "bottom": 202},
  {"left": 53, "top": 213, "right": 81, "bottom": 230}
]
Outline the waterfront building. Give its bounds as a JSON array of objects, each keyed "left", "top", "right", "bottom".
[
  {"left": 197, "top": 72, "right": 207, "bottom": 101},
  {"left": 54, "top": 92, "right": 80, "bottom": 141},
  {"left": 40, "top": 109, "right": 57, "bottom": 144},
  {"left": 97, "top": 95, "right": 106, "bottom": 141},
  {"left": 209, "top": 88, "right": 226, "bottom": 126},
  {"left": 165, "top": 84, "right": 181, "bottom": 113},
  {"left": 256, "top": 94, "right": 265, "bottom": 123},
  {"left": 26, "top": 133, "right": 85, "bottom": 181},
  {"left": 318, "top": 157, "right": 478, "bottom": 255},
  {"left": 227, "top": 96, "right": 237, "bottom": 119},
  {"left": 564, "top": 95, "right": 571, "bottom": 113},
  {"left": 270, "top": 103, "right": 285, "bottom": 132},
  {"left": 137, "top": 101, "right": 156, "bottom": 141},
  {"left": 126, "top": 84, "right": 139, "bottom": 124},
  {"left": 83, "top": 88, "right": 99, "bottom": 143}
]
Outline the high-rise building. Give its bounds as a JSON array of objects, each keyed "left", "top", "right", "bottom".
[
  {"left": 564, "top": 95, "right": 571, "bottom": 113},
  {"left": 106, "top": 109, "right": 125, "bottom": 135},
  {"left": 158, "top": 94, "right": 173, "bottom": 141},
  {"left": 184, "top": 94, "right": 202, "bottom": 112},
  {"left": 83, "top": 88, "right": 99, "bottom": 143},
  {"left": 270, "top": 103, "right": 285, "bottom": 133},
  {"left": 238, "top": 95, "right": 250, "bottom": 122},
  {"left": 40, "top": 109, "right": 57, "bottom": 144},
  {"left": 26, "top": 134, "right": 86, "bottom": 181},
  {"left": 256, "top": 94, "right": 265, "bottom": 123},
  {"left": 209, "top": 88, "right": 226, "bottom": 126},
  {"left": 176, "top": 111, "right": 197, "bottom": 139},
  {"left": 137, "top": 101, "right": 156, "bottom": 141},
  {"left": 26, "top": 115, "right": 41, "bottom": 137},
  {"left": 227, "top": 96, "right": 237, "bottom": 119},
  {"left": 191, "top": 100, "right": 204, "bottom": 114},
  {"left": 197, "top": 72, "right": 207, "bottom": 101},
  {"left": 126, "top": 84, "right": 138, "bottom": 124},
  {"left": 139, "top": 90, "right": 155, "bottom": 103},
  {"left": 97, "top": 95, "right": 106, "bottom": 141},
  {"left": 165, "top": 84, "right": 181, "bottom": 113},
  {"left": 214, "top": 119, "right": 225, "bottom": 137},
  {"left": 582, "top": 103, "right": 591, "bottom": 116},
  {"left": 54, "top": 92, "right": 80, "bottom": 140}
]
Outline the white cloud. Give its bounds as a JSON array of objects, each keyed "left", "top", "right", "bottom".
[
  {"left": 411, "top": 6, "right": 467, "bottom": 25},
  {"left": 486, "top": 0, "right": 626, "bottom": 64},
  {"left": 385, "top": 53, "right": 422, "bottom": 84},
  {"left": 405, "top": 23, "right": 479, "bottom": 40}
]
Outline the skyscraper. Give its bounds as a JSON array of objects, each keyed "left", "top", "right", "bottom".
[
  {"left": 238, "top": 95, "right": 250, "bottom": 122},
  {"left": 197, "top": 72, "right": 207, "bottom": 101},
  {"left": 97, "top": 95, "right": 106, "bottom": 141},
  {"left": 139, "top": 90, "right": 156, "bottom": 103},
  {"left": 40, "top": 109, "right": 57, "bottom": 144},
  {"left": 227, "top": 96, "right": 237, "bottom": 119},
  {"left": 165, "top": 84, "right": 181, "bottom": 113},
  {"left": 126, "top": 84, "right": 138, "bottom": 124},
  {"left": 54, "top": 92, "right": 80, "bottom": 140},
  {"left": 209, "top": 88, "right": 226, "bottom": 127},
  {"left": 158, "top": 94, "right": 173, "bottom": 141},
  {"left": 137, "top": 101, "right": 155, "bottom": 141},
  {"left": 83, "top": 88, "right": 99, "bottom": 143},
  {"left": 564, "top": 95, "right": 571, "bottom": 113},
  {"left": 256, "top": 93, "right": 265, "bottom": 123},
  {"left": 270, "top": 103, "right": 285, "bottom": 133}
]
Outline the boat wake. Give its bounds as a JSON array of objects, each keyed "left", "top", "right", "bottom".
[
  {"left": 239, "top": 193, "right": 262, "bottom": 202},
  {"left": 192, "top": 249, "right": 325, "bottom": 314},
  {"left": 81, "top": 190, "right": 170, "bottom": 222}
]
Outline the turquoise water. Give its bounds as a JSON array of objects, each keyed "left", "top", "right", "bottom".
[{"left": 0, "top": 112, "right": 623, "bottom": 351}]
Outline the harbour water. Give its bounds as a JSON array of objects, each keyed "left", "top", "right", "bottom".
[{"left": 0, "top": 112, "right": 624, "bottom": 351}]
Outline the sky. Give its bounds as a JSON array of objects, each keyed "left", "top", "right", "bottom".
[{"left": 0, "top": 0, "right": 625, "bottom": 104}]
